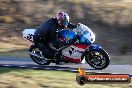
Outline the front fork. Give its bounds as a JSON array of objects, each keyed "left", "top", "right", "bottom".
[
  {"left": 81, "top": 44, "right": 103, "bottom": 61},
  {"left": 89, "top": 44, "right": 103, "bottom": 52}
]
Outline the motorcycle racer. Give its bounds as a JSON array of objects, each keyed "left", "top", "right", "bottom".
[{"left": 33, "top": 12, "right": 78, "bottom": 64}]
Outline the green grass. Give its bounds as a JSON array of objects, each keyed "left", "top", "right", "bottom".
[
  {"left": 0, "top": 67, "right": 132, "bottom": 88},
  {"left": 0, "top": 37, "right": 29, "bottom": 58},
  {"left": 0, "top": 49, "right": 29, "bottom": 58}
]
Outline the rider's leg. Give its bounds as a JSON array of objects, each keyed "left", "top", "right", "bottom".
[
  {"left": 39, "top": 43, "right": 62, "bottom": 64},
  {"left": 33, "top": 36, "right": 62, "bottom": 64},
  {"left": 37, "top": 43, "right": 56, "bottom": 59},
  {"left": 33, "top": 36, "right": 56, "bottom": 59}
]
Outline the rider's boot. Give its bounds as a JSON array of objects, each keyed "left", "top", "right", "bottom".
[
  {"left": 55, "top": 58, "right": 62, "bottom": 65},
  {"left": 54, "top": 52, "right": 63, "bottom": 65}
]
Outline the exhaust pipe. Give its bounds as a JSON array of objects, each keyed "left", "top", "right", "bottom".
[{"left": 28, "top": 52, "right": 43, "bottom": 59}]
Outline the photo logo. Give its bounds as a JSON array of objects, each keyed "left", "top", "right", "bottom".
[{"left": 76, "top": 67, "right": 131, "bottom": 85}]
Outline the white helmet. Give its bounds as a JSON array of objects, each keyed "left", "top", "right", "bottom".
[{"left": 56, "top": 12, "right": 69, "bottom": 27}]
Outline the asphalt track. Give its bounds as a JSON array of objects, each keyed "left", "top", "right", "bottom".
[{"left": 0, "top": 57, "right": 132, "bottom": 77}]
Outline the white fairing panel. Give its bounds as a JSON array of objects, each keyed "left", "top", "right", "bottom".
[
  {"left": 62, "top": 45, "right": 86, "bottom": 59},
  {"left": 73, "top": 23, "right": 95, "bottom": 43},
  {"left": 22, "top": 29, "right": 36, "bottom": 43}
]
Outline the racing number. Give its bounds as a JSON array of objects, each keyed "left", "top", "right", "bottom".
[{"left": 26, "top": 34, "right": 33, "bottom": 40}]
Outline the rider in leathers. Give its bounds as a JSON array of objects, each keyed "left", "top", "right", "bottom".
[{"left": 33, "top": 12, "right": 79, "bottom": 64}]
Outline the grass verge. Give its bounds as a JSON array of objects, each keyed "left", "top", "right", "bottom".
[
  {"left": 0, "top": 67, "right": 132, "bottom": 88},
  {"left": 0, "top": 49, "right": 29, "bottom": 58}
]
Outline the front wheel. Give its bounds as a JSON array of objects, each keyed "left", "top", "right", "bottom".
[
  {"left": 85, "top": 49, "right": 110, "bottom": 70},
  {"left": 29, "top": 45, "right": 51, "bottom": 65}
]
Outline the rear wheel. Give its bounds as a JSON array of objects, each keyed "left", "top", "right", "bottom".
[
  {"left": 85, "top": 49, "right": 110, "bottom": 70},
  {"left": 29, "top": 45, "right": 51, "bottom": 65}
]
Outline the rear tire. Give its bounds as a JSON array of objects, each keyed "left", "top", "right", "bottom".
[
  {"left": 85, "top": 49, "right": 110, "bottom": 70},
  {"left": 29, "top": 45, "right": 51, "bottom": 65}
]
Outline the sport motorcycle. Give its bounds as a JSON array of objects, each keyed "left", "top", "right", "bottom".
[{"left": 22, "top": 23, "right": 110, "bottom": 69}]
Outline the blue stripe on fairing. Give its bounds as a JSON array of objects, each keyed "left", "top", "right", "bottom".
[
  {"left": 58, "top": 30, "right": 92, "bottom": 45},
  {"left": 59, "top": 30, "right": 76, "bottom": 39},
  {"left": 79, "top": 35, "right": 92, "bottom": 45}
]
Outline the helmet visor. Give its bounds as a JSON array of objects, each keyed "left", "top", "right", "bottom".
[
  {"left": 58, "top": 18, "right": 69, "bottom": 27},
  {"left": 63, "top": 20, "right": 68, "bottom": 27}
]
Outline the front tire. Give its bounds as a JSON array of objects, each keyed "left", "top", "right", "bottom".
[
  {"left": 85, "top": 49, "right": 110, "bottom": 70},
  {"left": 29, "top": 45, "right": 51, "bottom": 65}
]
